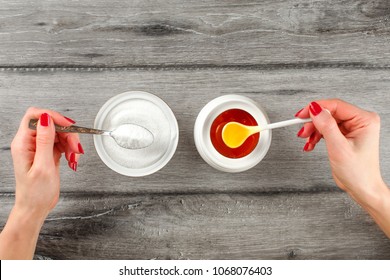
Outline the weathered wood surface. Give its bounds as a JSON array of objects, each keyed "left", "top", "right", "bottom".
[
  {"left": 0, "top": 0, "right": 390, "bottom": 259},
  {"left": 0, "top": 69, "right": 389, "bottom": 194},
  {"left": 0, "top": 192, "right": 389, "bottom": 260},
  {"left": 0, "top": 0, "right": 389, "bottom": 67}
]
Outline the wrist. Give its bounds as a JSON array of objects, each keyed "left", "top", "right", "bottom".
[
  {"left": 0, "top": 206, "right": 47, "bottom": 260},
  {"left": 10, "top": 205, "right": 48, "bottom": 228},
  {"left": 351, "top": 179, "right": 389, "bottom": 214}
]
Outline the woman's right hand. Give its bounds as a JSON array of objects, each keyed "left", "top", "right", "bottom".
[{"left": 295, "top": 99, "right": 389, "bottom": 212}]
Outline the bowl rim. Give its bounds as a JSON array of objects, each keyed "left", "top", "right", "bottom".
[
  {"left": 94, "top": 91, "right": 179, "bottom": 177},
  {"left": 194, "top": 94, "right": 272, "bottom": 172}
]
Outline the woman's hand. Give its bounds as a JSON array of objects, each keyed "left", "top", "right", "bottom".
[
  {"left": 12, "top": 107, "right": 83, "bottom": 217},
  {"left": 296, "top": 99, "right": 390, "bottom": 237},
  {"left": 0, "top": 107, "right": 83, "bottom": 259}
]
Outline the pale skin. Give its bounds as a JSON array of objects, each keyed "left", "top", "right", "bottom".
[
  {"left": 0, "top": 108, "right": 82, "bottom": 259},
  {"left": 0, "top": 100, "right": 389, "bottom": 259},
  {"left": 296, "top": 99, "right": 390, "bottom": 238}
]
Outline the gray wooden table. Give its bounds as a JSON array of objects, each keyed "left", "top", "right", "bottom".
[{"left": 0, "top": 0, "right": 389, "bottom": 259}]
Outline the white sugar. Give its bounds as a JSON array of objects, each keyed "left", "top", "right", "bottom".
[
  {"left": 111, "top": 124, "right": 154, "bottom": 149},
  {"left": 101, "top": 98, "right": 173, "bottom": 169}
]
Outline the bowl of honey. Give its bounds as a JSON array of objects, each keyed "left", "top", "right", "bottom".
[{"left": 194, "top": 95, "right": 271, "bottom": 172}]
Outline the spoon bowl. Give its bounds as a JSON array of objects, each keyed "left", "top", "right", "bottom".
[{"left": 108, "top": 123, "right": 154, "bottom": 149}]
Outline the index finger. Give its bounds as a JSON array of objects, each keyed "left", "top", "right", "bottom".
[
  {"left": 17, "top": 107, "right": 75, "bottom": 138},
  {"left": 296, "top": 99, "right": 369, "bottom": 121},
  {"left": 12, "top": 107, "right": 76, "bottom": 163}
]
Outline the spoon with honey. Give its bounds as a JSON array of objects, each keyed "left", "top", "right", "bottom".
[{"left": 222, "top": 117, "right": 311, "bottom": 149}]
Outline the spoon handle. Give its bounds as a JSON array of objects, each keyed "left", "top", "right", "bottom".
[
  {"left": 262, "top": 118, "right": 312, "bottom": 131},
  {"left": 29, "top": 119, "right": 107, "bottom": 135}
]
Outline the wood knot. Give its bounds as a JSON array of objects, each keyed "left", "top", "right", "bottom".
[
  {"left": 134, "top": 22, "right": 188, "bottom": 36},
  {"left": 287, "top": 249, "right": 298, "bottom": 259}
]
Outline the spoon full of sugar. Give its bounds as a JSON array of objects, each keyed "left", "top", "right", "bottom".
[
  {"left": 222, "top": 117, "right": 311, "bottom": 149},
  {"left": 29, "top": 119, "right": 154, "bottom": 150}
]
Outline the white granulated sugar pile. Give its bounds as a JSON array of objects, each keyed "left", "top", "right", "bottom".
[
  {"left": 110, "top": 124, "right": 154, "bottom": 150},
  {"left": 101, "top": 98, "right": 172, "bottom": 169}
]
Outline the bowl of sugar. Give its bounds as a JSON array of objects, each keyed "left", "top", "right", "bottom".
[{"left": 94, "top": 91, "right": 179, "bottom": 176}]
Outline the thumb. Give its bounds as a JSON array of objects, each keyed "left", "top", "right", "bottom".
[
  {"left": 34, "top": 113, "right": 55, "bottom": 167},
  {"left": 309, "top": 102, "right": 349, "bottom": 153}
]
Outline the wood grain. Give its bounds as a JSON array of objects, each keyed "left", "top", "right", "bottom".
[
  {"left": 1, "top": 192, "right": 389, "bottom": 259},
  {"left": 0, "top": 0, "right": 389, "bottom": 67},
  {"left": 0, "top": 69, "right": 390, "bottom": 193},
  {"left": 0, "top": 69, "right": 389, "bottom": 194},
  {"left": 0, "top": 0, "right": 389, "bottom": 260}
]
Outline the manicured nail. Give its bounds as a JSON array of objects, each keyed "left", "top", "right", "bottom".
[
  {"left": 309, "top": 133, "right": 316, "bottom": 143},
  {"left": 309, "top": 102, "right": 322, "bottom": 116},
  {"left": 71, "top": 162, "right": 77, "bottom": 172},
  {"left": 70, "top": 152, "right": 76, "bottom": 163},
  {"left": 303, "top": 142, "right": 310, "bottom": 152},
  {"left": 295, "top": 108, "right": 304, "bottom": 117},
  {"left": 297, "top": 127, "right": 304, "bottom": 137},
  {"left": 78, "top": 143, "right": 84, "bottom": 154},
  {"left": 40, "top": 113, "right": 50, "bottom": 127},
  {"left": 69, "top": 153, "right": 77, "bottom": 172},
  {"left": 64, "top": 116, "right": 76, "bottom": 124}
]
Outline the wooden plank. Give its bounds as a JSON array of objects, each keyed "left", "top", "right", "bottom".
[
  {"left": 0, "top": 0, "right": 389, "bottom": 66},
  {"left": 0, "top": 69, "right": 389, "bottom": 194},
  {"left": 1, "top": 192, "right": 389, "bottom": 259}
]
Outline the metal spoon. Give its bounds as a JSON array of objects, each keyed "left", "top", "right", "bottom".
[{"left": 29, "top": 119, "right": 154, "bottom": 149}]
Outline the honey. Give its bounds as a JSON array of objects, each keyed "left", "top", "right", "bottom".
[{"left": 210, "top": 109, "right": 259, "bottom": 158}]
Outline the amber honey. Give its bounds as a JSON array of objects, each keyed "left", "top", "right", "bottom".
[{"left": 210, "top": 109, "right": 259, "bottom": 158}]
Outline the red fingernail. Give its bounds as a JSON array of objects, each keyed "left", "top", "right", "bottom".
[
  {"left": 64, "top": 116, "right": 76, "bottom": 124},
  {"left": 40, "top": 113, "right": 50, "bottom": 127},
  {"left": 71, "top": 162, "right": 77, "bottom": 172},
  {"left": 297, "top": 127, "right": 304, "bottom": 137},
  {"left": 303, "top": 142, "right": 310, "bottom": 152},
  {"left": 309, "top": 102, "right": 322, "bottom": 116},
  {"left": 69, "top": 153, "right": 77, "bottom": 171},
  {"left": 295, "top": 108, "right": 304, "bottom": 117},
  {"left": 70, "top": 152, "right": 76, "bottom": 163},
  {"left": 78, "top": 143, "right": 84, "bottom": 154},
  {"left": 309, "top": 133, "right": 316, "bottom": 143}
]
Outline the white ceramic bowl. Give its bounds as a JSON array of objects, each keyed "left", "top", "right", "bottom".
[
  {"left": 194, "top": 95, "right": 271, "bottom": 172},
  {"left": 94, "top": 91, "right": 179, "bottom": 176}
]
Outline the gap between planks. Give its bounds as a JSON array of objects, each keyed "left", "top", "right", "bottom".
[
  {"left": 0, "top": 188, "right": 343, "bottom": 198},
  {"left": 0, "top": 62, "right": 390, "bottom": 72}
]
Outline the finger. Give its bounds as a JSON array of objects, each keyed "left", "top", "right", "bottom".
[
  {"left": 54, "top": 134, "right": 60, "bottom": 143},
  {"left": 297, "top": 122, "right": 316, "bottom": 138},
  {"left": 67, "top": 151, "right": 79, "bottom": 172},
  {"left": 58, "top": 136, "right": 79, "bottom": 172},
  {"left": 303, "top": 141, "right": 314, "bottom": 152},
  {"left": 295, "top": 99, "right": 369, "bottom": 122},
  {"left": 295, "top": 106, "right": 310, "bottom": 119},
  {"left": 32, "top": 113, "right": 56, "bottom": 168},
  {"left": 18, "top": 107, "right": 75, "bottom": 139},
  {"left": 57, "top": 132, "right": 84, "bottom": 155},
  {"left": 11, "top": 133, "right": 36, "bottom": 174},
  {"left": 58, "top": 135, "right": 81, "bottom": 161},
  {"left": 308, "top": 102, "right": 349, "bottom": 153},
  {"left": 54, "top": 141, "right": 78, "bottom": 171},
  {"left": 308, "top": 131, "right": 322, "bottom": 146},
  {"left": 53, "top": 145, "right": 62, "bottom": 167},
  {"left": 55, "top": 141, "right": 67, "bottom": 154},
  {"left": 303, "top": 130, "right": 322, "bottom": 152}
]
